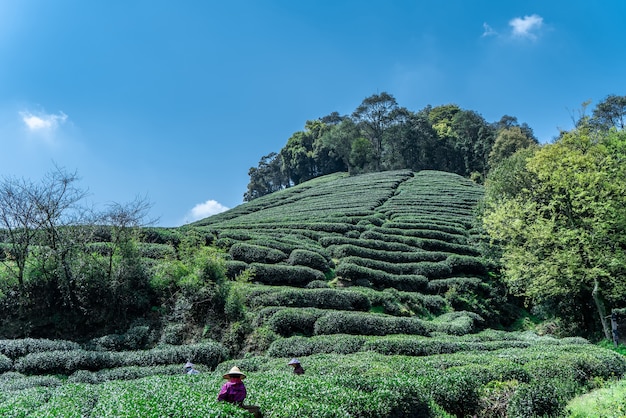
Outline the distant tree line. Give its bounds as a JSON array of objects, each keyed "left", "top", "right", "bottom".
[{"left": 244, "top": 92, "right": 538, "bottom": 201}]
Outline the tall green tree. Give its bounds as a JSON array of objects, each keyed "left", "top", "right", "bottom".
[
  {"left": 352, "top": 92, "right": 406, "bottom": 171},
  {"left": 483, "top": 126, "right": 626, "bottom": 338},
  {"left": 244, "top": 153, "right": 287, "bottom": 201},
  {"left": 488, "top": 126, "right": 538, "bottom": 168},
  {"left": 591, "top": 94, "right": 626, "bottom": 131}
]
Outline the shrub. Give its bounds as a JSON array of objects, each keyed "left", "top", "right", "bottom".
[
  {"left": 266, "top": 308, "right": 326, "bottom": 337},
  {"left": 314, "top": 311, "right": 431, "bottom": 336},
  {"left": 267, "top": 334, "right": 367, "bottom": 357},
  {"left": 249, "top": 263, "right": 324, "bottom": 286},
  {"left": 287, "top": 249, "right": 329, "bottom": 271},
  {"left": 0, "top": 338, "right": 80, "bottom": 360},
  {"left": 85, "top": 325, "right": 151, "bottom": 351},
  {"left": 247, "top": 287, "right": 370, "bottom": 311},
  {"left": 13, "top": 342, "right": 228, "bottom": 376},
  {"left": 335, "top": 262, "right": 428, "bottom": 291},
  {"left": 225, "top": 260, "right": 248, "bottom": 279},
  {"left": 229, "top": 242, "right": 287, "bottom": 264},
  {"left": 0, "top": 354, "right": 11, "bottom": 373}
]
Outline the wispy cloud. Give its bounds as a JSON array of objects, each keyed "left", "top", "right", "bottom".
[
  {"left": 509, "top": 14, "right": 543, "bottom": 40},
  {"left": 185, "top": 199, "right": 229, "bottom": 223},
  {"left": 20, "top": 110, "right": 68, "bottom": 132},
  {"left": 482, "top": 22, "right": 497, "bottom": 37}
]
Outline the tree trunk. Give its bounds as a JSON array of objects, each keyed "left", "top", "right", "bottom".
[{"left": 592, "top": 278, "right": 611, "bottom": 340}]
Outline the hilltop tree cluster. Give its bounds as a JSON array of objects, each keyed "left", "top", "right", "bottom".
[{"left": 244, "top": 92, "right": 538, "bottom": 201}]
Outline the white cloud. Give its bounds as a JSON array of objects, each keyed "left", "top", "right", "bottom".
[
  {"left": 509, "top": 14, "right": 543, "bottom": 39},
  {"left": 186, "top": 199, "right": 229, "bottom": 222},
  {"left": 20, "top": 110, "right": 68, "bottom": 132},
  {"left": 482, "top": 22, "right": 497, "bottom": 37}
]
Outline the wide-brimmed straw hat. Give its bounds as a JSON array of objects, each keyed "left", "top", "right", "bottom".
[
  {"left": 288, "top": 358, "right": 300, "bottom": 365},
  {"left": 223, "top": 366, "right": 246, "bottom": 379},
  {"left": 184, "top": 362, "right": 194, "bottom": 369}
]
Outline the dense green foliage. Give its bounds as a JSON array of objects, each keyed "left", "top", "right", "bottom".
[
  {"left": 0, "top": 334, "right": 623, "bottom": 417},
  {"left": 244, "top": 92, "right": 539, "bottom": 200},
  {"left": 482, "top": 123, "right": 626, "bottom": 338}
]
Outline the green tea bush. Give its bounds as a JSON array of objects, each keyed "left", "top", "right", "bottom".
[
  {"left": 267, "top": 334, "right": 368, "bottom": 357},
  {"left": 305, "top": 280, "right": 329, "bottom": 288},
  {"left": 266, "top": 308, "right": 326, "bottom": 337},
  {"left": 328, "top": 244, "right": 448, "bottom": 263},
  {"left": 85, "top": 325, "right": 151, "bottom": 351},
  {"left": 229, "top": 242, "right": 287, "bottom": 264},
  {"left": 287, "top": 249, "right": 329, "bottom": 271},
  {"left": 225, "top": 260, "right": 249, "bottom": 279},
  {"left": 249, "top": 263, "right": 324, "bottom": 286},
  {"left": 0, "top": 338, "right": 80, "bottom": 360},
  {"left": 431, "top": 311, "right": 484, "bottom": 335},
  {"left": 68, "top": 364, "right": 183, "bottom": 384},
  {"left": 313, "top": 311, "right": 431, "bottom": 336},
  {"left": 137, "top": 243, "right": 177, "bottom": 259},
  {"left": 0, "top": 372, "right": 62, "bottom": 392},
  {"left": 507, "top": 379, "right": 576, "bottom": 418},
  {"left": 13, "top": 342, "right": 228, "bottom": 376},
  {"left": 321, "top": 235, "right": 416, "bottom": 252},
  {"left": 0, "top": 354, "right": 11, "bottom": 373},
  {"left": 335, "top": 262, "right": 428, "bottom": 291},
  {"left": 14, "top": 349, "right": 117, "bottom": 375},
  {"left": 246, "top": 287, "right": 370, "bottom": 311},
  {"left": 445, "top": 254, "right": 488, "bottom": 275}
]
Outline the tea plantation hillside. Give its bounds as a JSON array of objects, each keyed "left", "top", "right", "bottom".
[
  {"left": 191, "top": 169, "right": 508, "bottom": 355},
  {"left": 2, "top": 170, "right": 625, "bottom": 417}
]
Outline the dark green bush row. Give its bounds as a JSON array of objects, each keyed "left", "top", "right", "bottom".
[
  {"left": 84, "top": 326, "right": 152, "bottom": 352},
  {"left": 225, "top": 260, "right": 248, "bottom": 279},
  {"left": 320, "top": 236, "right": 416, "bottom": 252},
  {"left": 266, "top": 330, "right": 593, "bottom": 359},
  {"left": 446, "top": 254, "right": 489, "bottom": 275},
  {"left": 371, "top": 226, "right": 468, "bottom": 245},
  {"left": 313, "top": 311, "right": 431, "bottom": 336},
  {"left": 0, "top": 354, "right": 11, "bottom": 373},
  {"left": 0, "top": 338, "right": 80, "bottom": 360},
  {"left": 340, "top": 256, "right": 453, "bottom": 278},
  {"left": 431, "top": 311, "right": 484, "bottom": 335},
  {"left": 266, "top": 308, "right": 327, "bottom": 337},
  {"left": 354, "top": 287, "right": 448, "bottom": 316},
  {"left": 360, "top": 230, "right": 480, "bottom": 256},
  {"left": 0, "top": 372, "right": 63, "bottom": 392},
  {"left": 266, "top": 334, "right": 367, "bottom": 357},
  {"left": 136, "top": 243, "right": 177, "bottom": 259},
  {"left": 229, "top": 242, "right": 287, "bottom": 264},
  {"left": 249, "top": 263, "right": 325, "bottom": 286},
  {"left": 68, "top": 364, "right": 183, "bottom": 384},
  {"left": 246, "top": 287, "right": 370, "bottom": 311},
  {"left": 427, "top": 276, "right": 484, "bottom": 292},
  {"left": 137, "top": 227, "right": 183, "bottom": 245},
  {"left": 13, "top": 341, "right": 227, "bottom": 376},
  {"left": 382, "top": 221, "right": 468, "bottom": 236},
  {"left": 335, "top": 262, "right": 428, "bottom": 291},
  {"left": 328, "top": 244, "right": 448, "bottom": 263},
  {"left": 287, "top": 249, "right": 330, "bottom": 271}
]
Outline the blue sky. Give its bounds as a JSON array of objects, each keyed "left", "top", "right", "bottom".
[{"left": 1, "top": 1, "right": 624, "bottom": 227}]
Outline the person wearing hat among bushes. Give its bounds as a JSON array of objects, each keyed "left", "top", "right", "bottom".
[
  {"left": 218, "top": 366, "right": 247, "bottom": 405},
  {"left": 183, "top": 361, "right": 199, "bottom": 375},
  {"left": 288, "top": 358, "right": 305, "bottom": 375},
  {"left": 218, "top": 366, "right": 262, "bottom": 417}
]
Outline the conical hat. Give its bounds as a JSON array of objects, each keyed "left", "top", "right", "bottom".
[{"left": 223, "top": 366, "right": 246, "bottom": 379}]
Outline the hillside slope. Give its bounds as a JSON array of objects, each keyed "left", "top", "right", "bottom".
[{"left": 191, "top": 170, "right": 508, "bottom": 355}]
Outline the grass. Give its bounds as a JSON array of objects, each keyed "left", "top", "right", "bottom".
[{"left": 566, "top": 378, "right": 626, "bottom": 418}]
